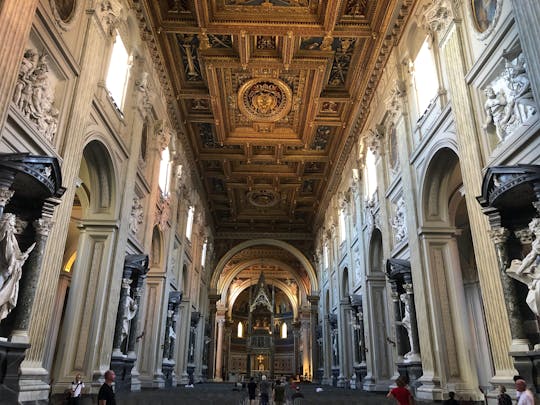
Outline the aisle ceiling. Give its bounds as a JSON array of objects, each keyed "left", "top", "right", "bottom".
[{"left": 142, "top": 0, "right": 415, "bottom": 237}]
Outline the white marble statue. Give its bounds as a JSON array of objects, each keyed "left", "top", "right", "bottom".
[
  {"left": 0, "top": 213, "right": 36, "bottom": 321},
  {"left": 507, "top": 218, "right": 540, "bottom": 315},
  {"left": 400, "top": 293, "right": 416, "bottom": 361},
  {"left": 121, "top": 295, "right": 138, "bottom": 342},
  {"left": 482, "top": 51, "right": 537, "bottom": 142},
  {"left": 483, "top": 86, "right": 510, "bottom": 141}
]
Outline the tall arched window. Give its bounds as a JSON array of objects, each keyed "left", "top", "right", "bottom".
[
  {"left": 185, "top": 206, "right": 195, "bottom": 240},
  {"left": 339, "top": 209, "right": 347, "bottom": 243},
  {"left": 106, "top": 31, "right": 131, "bottom": 110},
  {"left": 158, "top": 147, "right": 172, "bottom": 196},
  {"left": 412, "top": 38, "right": 439, "bottom": 116},
  {"left": 200, "top": 239, "right": 207, "bottom": 267},
  {"left": 364, "top": 148, "right": 377, "bottom": 199},
  {"left": 237, "top": 321, "right": 243, "bottom": 338},
  {"left": 281, "top": 322, "right": 287, "bottom": 339}
]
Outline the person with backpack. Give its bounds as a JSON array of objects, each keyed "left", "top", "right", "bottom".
[{"left": 497, "top": 385, "right": 512, "bottom": 405}]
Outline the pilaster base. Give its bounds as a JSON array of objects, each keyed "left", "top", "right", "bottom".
[
  {"left": 139, "top": 372, "right": 165, "bottom": 389},
  {"left": 0, "top": 340, "right": 29, "bottom": 404},
  {"left": 179, "top": 372, "right": 190, "bottom": 385},
  {"left": 337, "top": 374, "right": 347, "bottom": 388},
  {"left": 19, "top": 366, "right": 50, "bottom": 404}
]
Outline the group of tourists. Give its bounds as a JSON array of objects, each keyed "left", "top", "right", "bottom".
[
  {"left": 246, "top": 375, "right": 304, "bottom": 405},
  {"left": 386, "top": 374, "right": 538, "bottom": 405}
]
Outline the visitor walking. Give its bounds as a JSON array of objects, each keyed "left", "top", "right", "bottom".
[
  {"left": 515, "top": 379, "right": 535, "bottom": 405},
  {"left": 274, "top": 379, "right": 285, "bottom": 405},
  {"left": 97, "top": 370, "right": 116, "bottom": 405},
  {"left": 386, "top": 377, "right": 413, "bottom": 405}
]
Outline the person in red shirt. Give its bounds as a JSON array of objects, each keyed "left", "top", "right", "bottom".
[{"left": 387, "top": 377, "right": 414, "bottom": 405}]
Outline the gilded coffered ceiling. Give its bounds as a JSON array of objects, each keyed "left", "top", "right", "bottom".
[{"left": 140, "top": 0, "right": 415, "bottom": 237}]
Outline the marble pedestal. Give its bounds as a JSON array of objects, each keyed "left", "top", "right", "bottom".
[
  {"left": 353, "top": 364, "right": 367, "bottom": 389},
  {"left": 397, "top": 361, "right": 423, "bottom": 395},
  {"left": 110, "top": 355, "right": 136, "bottom": 393},
  {"left": 510, "top": 350, "right": 540, "bottom": 393},
  {"left": 0, "top": 340, "right": 30, "bottom": 403},
  {"left": 162, "top": 360, "right": 175, "bottom": 388}
]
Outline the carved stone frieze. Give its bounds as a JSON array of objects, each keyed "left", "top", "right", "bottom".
[
  {"left": 482, "top": 46, "right": 537, "bottom": 142},
  {"left": 422, "top": 0, "right": 454, "bottom": 34},
  {"left": 96, "top": 0, "right": 123, "bottom": 36},
  {"left": 367, "top": 124, "right": 385, "bottom": 156},
  {"left": 135, "top": 70, "right": 152, "bottom": 116},
  {"left": 155, "top": 195, "right": 171, "bottom": 230},
  {"left": 129, "top": 197, "right": 144, "bottom": 235},
  {"left": 12, "top": 50, "right": 59, "bottom": 143},
  {"left": 390, "top": 196, "right": 407, "bottom": 244},
  {"left": 154, "top": 120, "right": 172, "bottom": 151}
]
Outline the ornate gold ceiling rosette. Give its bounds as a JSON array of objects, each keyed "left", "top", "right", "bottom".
[
  {"left": 247, "top": 189, "right": 280, "bottom": 208},
  {"left": 237, "top": 78, "right": 292, "bottom": 122}
]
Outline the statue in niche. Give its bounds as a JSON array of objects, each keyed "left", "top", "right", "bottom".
[
  {"left": 400, "top": 293, "right": 415, "bottom": 360},
  {"left": 507, "top": 217, "right": 540, "bottom": 315},
  {"left": 331, "top": 329, "right": 339, "bottom": 364},
  {"left": 0, "top": 213, "right": 36, "bottom": 321},
  {"left": 121, "top": 294, "right": 138, "bottom": 343}
]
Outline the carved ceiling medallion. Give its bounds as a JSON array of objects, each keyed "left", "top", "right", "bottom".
[
  {"left": 238, "top": 78, "right": 292, "bottom": 122},
  {"left": 247, "top": 189, "right": 280, "bottom": 208}
]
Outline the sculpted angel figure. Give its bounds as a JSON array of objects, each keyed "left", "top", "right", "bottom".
[
  {"left": 0, "top": 213, "right": 36, "bottom": 321},
  {"left": 507, "top": 218, "right": 540, "bottom": 315}
]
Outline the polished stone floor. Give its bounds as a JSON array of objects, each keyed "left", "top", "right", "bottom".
[
  {"left": 51, "top": 382, "right": 397, "bottom": 405},
  {"left": 116, "top": 383, "right": 396, "bottom": 405}
]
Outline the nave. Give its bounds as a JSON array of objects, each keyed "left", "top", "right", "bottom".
[{"left": 52, "top": 382, "right": 413, "bottom": 405}]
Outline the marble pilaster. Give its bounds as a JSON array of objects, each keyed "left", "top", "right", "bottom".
[
  {"left": 214, "top": 317, "right": 225, "bottom": 381},
  {"left": 440, "top": 16, "right": 514, "bottom": 379}
]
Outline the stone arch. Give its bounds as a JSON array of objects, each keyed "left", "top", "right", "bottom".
[
  {"left": 218, "top": 258, "right": 309, "bottom": 304},
  {"left": 420, "top": 143, "right": 460, "bottom": 224},
  {"left": 210, "top": 239, "right": 318, "bottom": 293},
  {"left": 418, "top": 146, "right": 489, "bottom": 396}
]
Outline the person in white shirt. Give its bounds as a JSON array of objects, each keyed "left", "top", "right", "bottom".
[
  {"left": 515, "top": 379, "right": 535, "bottom": 405},
  {"left": 70, "top": 373, "right": 85, "bottom": 404}
]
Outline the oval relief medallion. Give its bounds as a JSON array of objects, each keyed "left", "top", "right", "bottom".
[
  {"left": 247, "top": 189, "right": 280, "bottom": 208},
  {"left": 238, "top": 78, "right": 292, "bottom": 122}
]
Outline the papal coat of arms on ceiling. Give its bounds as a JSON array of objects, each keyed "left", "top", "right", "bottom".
[{"left": 237, "top": 78, "right": 292, "bottom": 122}]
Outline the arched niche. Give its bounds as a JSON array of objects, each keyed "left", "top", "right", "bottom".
[
  {"left": 150, "top": 226, "right": 163, "bottom": 267},
  {"left": 79, "top": 139, "right": 117, "bottom": 216},
  {"left": 368, "top": 229, "right": 384, "bottom": 273},
  {"left": 341, "top": 267, "right": 350, "bottom": 299}
]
